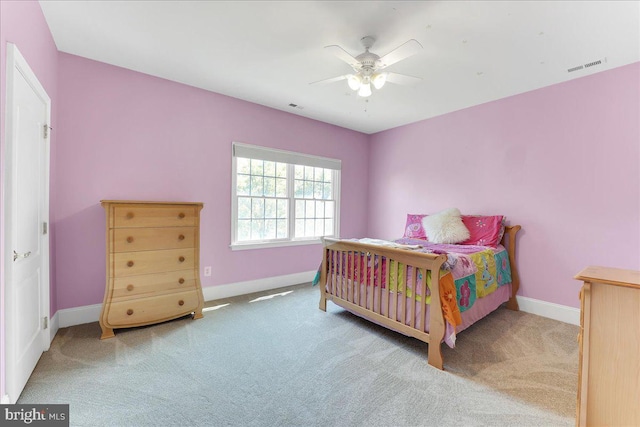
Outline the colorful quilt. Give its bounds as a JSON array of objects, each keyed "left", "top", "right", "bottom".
[
  {"left": 394, "top": 238, "right": 512, "bottom": 312},
  {"left": 325, "top": 238, "right": 512, "bottom": 325}
]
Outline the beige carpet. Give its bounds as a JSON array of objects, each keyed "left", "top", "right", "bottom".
[{"left": 19, "top": 283, "right": 578, "bottom": 426}]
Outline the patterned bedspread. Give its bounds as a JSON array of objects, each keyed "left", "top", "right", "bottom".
[
  {"left": 393, "top": 238, "right": 512, "bottom": 312},
  {"left": 323, "top": 238, "right": 512, "bottom": 327}
]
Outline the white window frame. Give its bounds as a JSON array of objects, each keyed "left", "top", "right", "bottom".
[{"left": 231, "top": 142, "right": 341, "bottom": 250}]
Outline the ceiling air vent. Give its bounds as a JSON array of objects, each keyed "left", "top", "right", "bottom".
[{"left": 568, "top": 59, "right": 603, "bottom": 73}]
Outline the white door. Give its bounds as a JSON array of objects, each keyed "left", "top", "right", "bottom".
[{"left": 4, "top": 43, "right": 51, "bottom": 404}]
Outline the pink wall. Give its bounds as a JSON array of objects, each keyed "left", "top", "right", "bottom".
[
  {"left": 55, "top": 53, "right": 370, "bottom": 310},
  {"left": 0, "top": 0, "right": 59, "bottom": 402},
  {"left": 368, "top": 62, "right": 640, "bottom": 308}
]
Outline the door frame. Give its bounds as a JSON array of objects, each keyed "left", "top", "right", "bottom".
[{"left": 3, "top": 42, "right": 51, "bottom": 404}]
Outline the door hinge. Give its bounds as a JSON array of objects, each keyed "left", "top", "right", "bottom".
[
  {"left": 43, "top": 222, "right": 48, "bottom": 235},
  {"left": 43, "top": 124, "right": 51, "bottom": 139},
  {"left": 43, "top": 316, "right": 48, "bottom": 329}
]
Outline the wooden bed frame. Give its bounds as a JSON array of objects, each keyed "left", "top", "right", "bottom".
[{"left": 318, "top": 225, "right": 521, "bottom": 370}]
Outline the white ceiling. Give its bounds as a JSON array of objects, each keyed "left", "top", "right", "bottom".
[{"left": 39, "top": 1, "right": 640, "bottom": 134}]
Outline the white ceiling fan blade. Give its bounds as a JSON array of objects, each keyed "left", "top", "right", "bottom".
[
  {"left": 385, "top": 72, "right": 422, "bottom": 85},
  {"left": 324, "top": 45, "right": 361, "bottom": 69},
  {"left": 378, "top": 39, "right": 423, "bottom": 68},
  {"left": 309, "top": 75, "right": 349, "bottom": 85}
]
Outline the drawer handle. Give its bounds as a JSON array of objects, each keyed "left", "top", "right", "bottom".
[
  {"left": 126, "top": 212, "right": 134, "bottom": 219},
  {"left": 178, "top": 300, "right": 185, "bottom": 306},
  {"left": 178, "top": 212, "right": 185, "bottom": 219},
  {"left": 127, "top": 261, "right": 134, "bottom": 267},
  {"left": 178, "top": 234, "right": 185, "bottom": 241},
  {"left": 127, "top": 309, "right": 134, "bottom": 316},
  {"left": 178, "top": 278, "right": 185, "bottom": 284},
  {"left": 127, "top": 284, "right": 134, "bottom": 291},
  {"left": 126, "top": 236, "right": 134, "bottom": 243},
  {"left": 179, "top": 256, "right": 185, "bottom": 263}
]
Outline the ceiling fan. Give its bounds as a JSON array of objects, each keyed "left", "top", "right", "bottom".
[{"left": 311, "top": 36, "right": 423, "bottom": 97}]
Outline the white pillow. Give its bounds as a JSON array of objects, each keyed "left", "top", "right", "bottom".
[{"left": 422, "top": 208, "right": 470, "bottom": 244}]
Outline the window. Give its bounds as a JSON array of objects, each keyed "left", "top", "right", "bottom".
[{"left": 231, "top": 142, "right": 341, "bottom": 250}]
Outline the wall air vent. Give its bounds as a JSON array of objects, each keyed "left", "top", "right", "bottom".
[{"left": 568, "top": 59, "right": 603, "bottom": 73}]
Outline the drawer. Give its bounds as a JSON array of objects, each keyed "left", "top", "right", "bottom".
[
  {"left": 112, "top": 205, "right": 197, "bottom": 228},
  {"left": 106, "top": 290, "right": 200, "bottom": 327},
  {"left": 112, "top": 270, "right": 196, "bottom": 300},
  {"left": 113, "top": 248, "right": 196, "bottom": 277},
  {"left": 112, "top": 227, "right": 195, "bottom": 252}
]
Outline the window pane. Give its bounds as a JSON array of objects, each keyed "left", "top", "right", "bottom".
[
  {"left": 295, "top": 219, "right": 304, "bottom": 237},
  {"left": 264, "top": 198, "right": 276, "bottom": 218},
  {"left": 237, "top": 175, "right": 250, "bottom": 196},
  {"left": 315, "top": 201, "right": 325, "bottom": 218},
  {"left": 251, "top": 198, "right": 264, "bottom": 219},
  {"left": 315, "top": 219, "right": 325, "bottom": 236},
  {"left": 294, "top": 180, "right": 304, "bottom": 198},
  {"left": 277, "top": 219, "right": 288, "bottom": 238},
  {"left": 295, "top": 200, "right": 305, "bottom": 218},
  {"left": 323, "top": 183, "right": 332, "bottom": 199},
  {"left": 264, "top": 161, "right": 275, "bottom": 177},
  {"left": 251, "top": 220, "right": 264, "bottom": 240},
  {"left": 250, "top": 176, "right": 263, "bottom": 197},
  {"left": 314, "top": 182, "right": 323, "bottom": 199},
  {"left": 324, "top": 170, "right": 332, "bottom": 184},
  {"left": 276, "top": 178, "right": 287, "bottom": 197},
  {"left": 304, "top": 181, "right": 313, "bottom": 198},
  {"left": 304, "top": 166, "right": 314, "bottom": 180},
  {"left": 294, "top": 165, "right": 304, "bottom": 179},
  {"left": 325, "top": 201, "right": 335, "bottom": 218},
  {"left": 276, "top": 162, "right": 287, "bottom": 178},
  {"left": 238, "top": 220, "right": 251, "bottom": 241},
  {"left": 314, "top": 167, "right": 324, "bottom": 182},
  {"left": 305, "top": 219, "right": 314, "bottom": 237},
  {"left": 305, "top": 200, "right": 315, "bottom": 218},
  {"left": 264, "top": 177, "right": 276, "bottom": 197},
  {"left": 264, "top": 219, "right": 277, "bottom": 239},
  {"left": 237, "top": 158, "right": 251, "bottom": 174},
  {"left": 238, "top": 197, "right": 252, "bottom": 219},
  {"left": 276, "top": 199, "right": 288, "bottom": 218},
  {"left": 251, "top": 159, "right": 263, "bottom": 175},
  {"left": 325, "top": 219, "right": 334, "bottom": 235}
]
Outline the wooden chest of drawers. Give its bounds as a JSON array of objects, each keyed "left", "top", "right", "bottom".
[
  {"left": 575, "top": 266, "right": 640, "bottom": 426},
  {"left": 99, "top": 200, "right": 205, "bottom": 339}
]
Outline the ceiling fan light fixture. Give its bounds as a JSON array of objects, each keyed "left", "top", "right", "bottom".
[
  {"left": 372, "top": 73, "right": 387, "bottom": 89},
  {"left": 347, "top": 74, "right": 361, "bottom": 91},
  {"left": 358, "top": 82, "right": 372, "bottom": 97}
]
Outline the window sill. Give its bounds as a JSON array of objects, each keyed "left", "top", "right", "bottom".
[{"left": 230, "top": 238, "right": 327, "bottom": 251}]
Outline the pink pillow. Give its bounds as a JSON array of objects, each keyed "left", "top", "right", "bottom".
[
  {"left": 460, "top": 215, "right": 504, "bottom": 247},
  {"left": 403, "top": 214, "right": 428, "bottom": 240}
]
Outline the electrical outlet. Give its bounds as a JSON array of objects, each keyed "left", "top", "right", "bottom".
[{"left": 204, "top": 266, "right": 212, "bottom": 277}]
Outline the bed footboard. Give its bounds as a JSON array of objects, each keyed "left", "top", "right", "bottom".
[
  {"left": 502, "top": 225, "right": 521, "bottom": 311},
  {"left": 319, "top": 225, "right": 521, "bottom": 370},
  {"left": 318, "top": 238, "right": 448, "bottom": 369}
]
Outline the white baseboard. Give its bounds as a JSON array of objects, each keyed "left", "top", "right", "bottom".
[
  {"left": 58, "top": 303, "right": 102, "bottom": 328},
  {"left": 56, "top": 273, "right": 577, "bottom": 330},
  {"left": 49, "top": 311, "right": 60, "bottom": 344},
  {"left": 201, "top": 270, "right": 316, "bottom": 301},
  {"left": 54, "top": 270, "right": 316, "bottom": 328},
  {"left": 516, "top": 295, "right": 580, "bottom": 325},
  {"left": 1, "top": 394, "right": 10, "bottom": 404}
]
